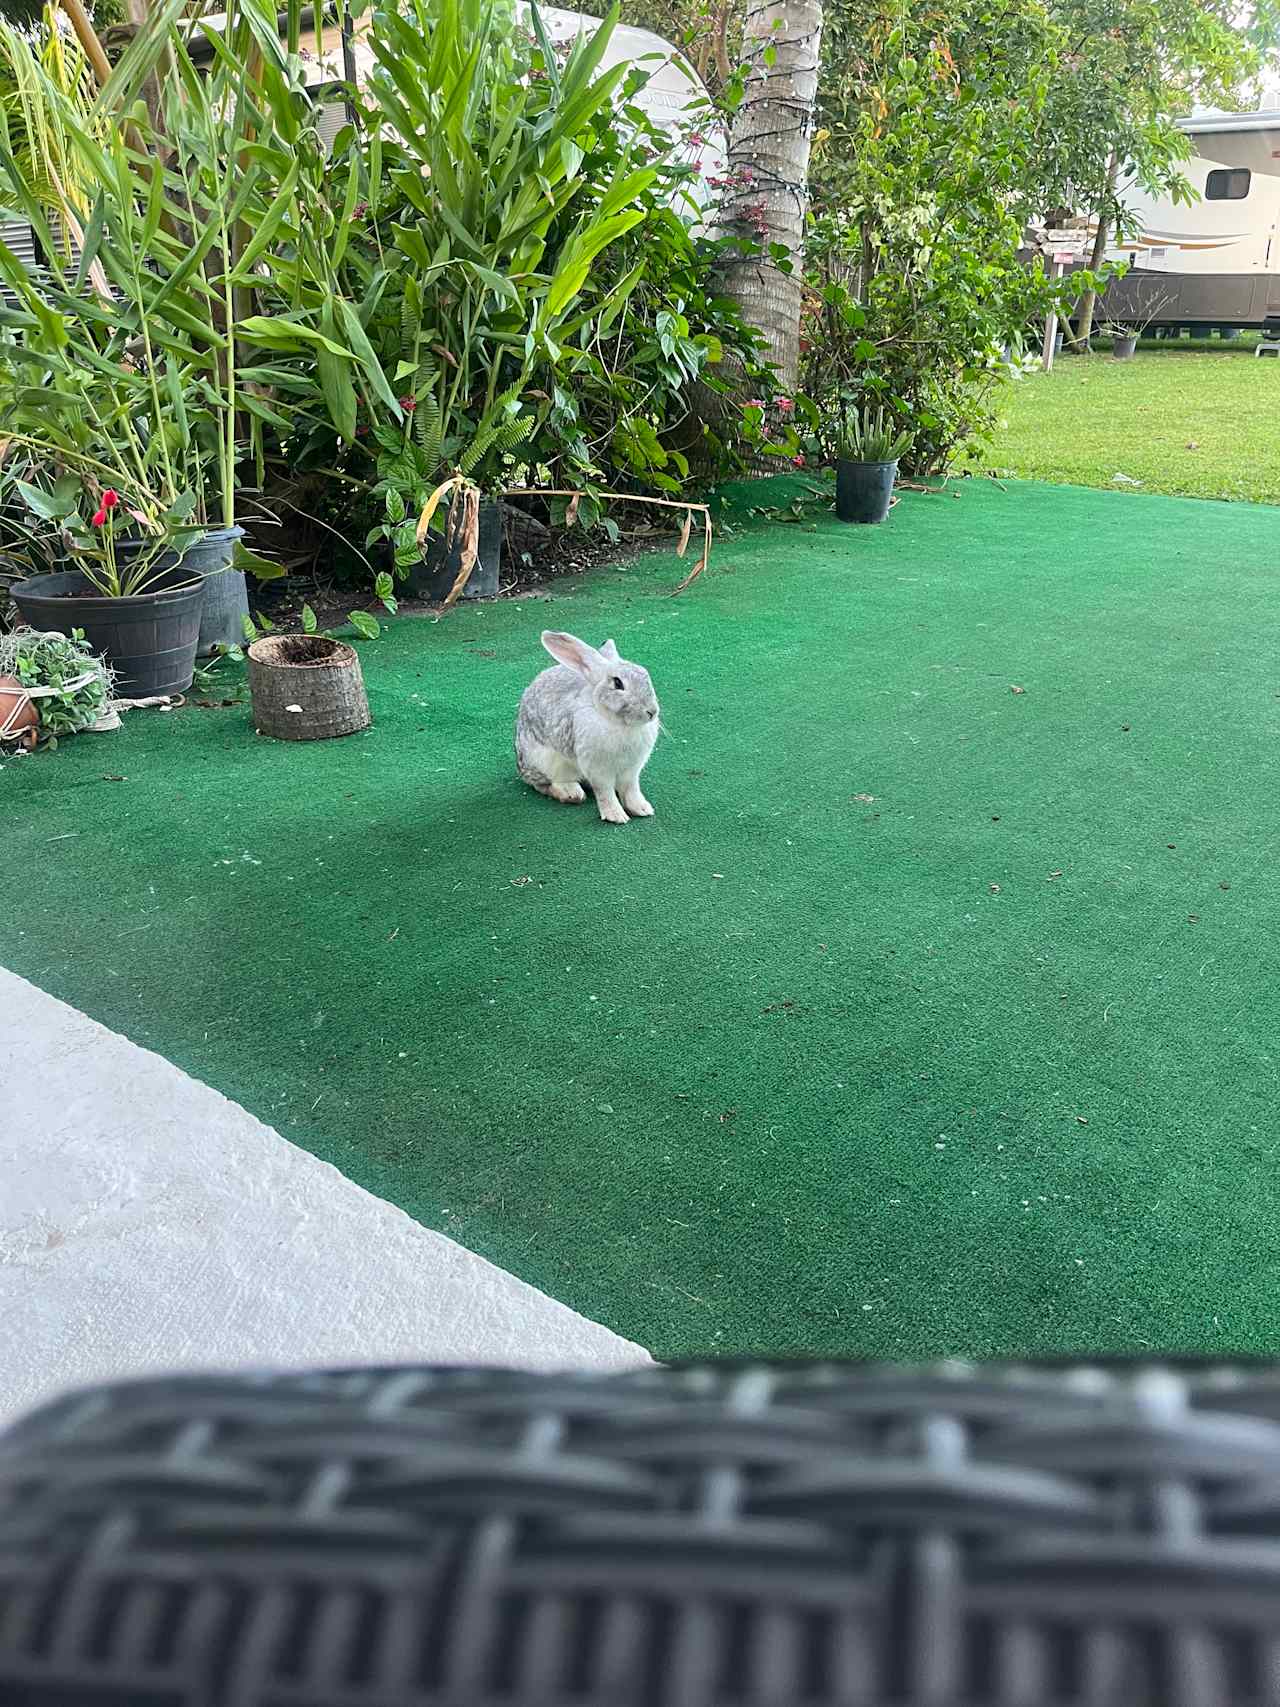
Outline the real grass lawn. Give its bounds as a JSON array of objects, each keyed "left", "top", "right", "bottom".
[
  {"left": 7, "top": 475, "right": 1280, "bottom": 1363},
  {"left": 993, "top": 336, "right": 1280, "bottom": 505}
]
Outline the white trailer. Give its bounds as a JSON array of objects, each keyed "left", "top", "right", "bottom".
[{"left": 1098, "top": 109, "right": 1280, "bottom": 333}]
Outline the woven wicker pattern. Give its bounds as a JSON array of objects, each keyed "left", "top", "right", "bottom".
[{"left": 4, "top": 1361, "right": 1280, "bottom": 1705}]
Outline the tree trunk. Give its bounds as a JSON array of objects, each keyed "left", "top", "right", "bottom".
[
  {"left": 714, "top": 0, "right": 823, "bottom": 390},
  {"left": 57, "top": 0, "right": 112, "bottom": 88},
  {"left": 247, "top": 636, "right": 371, "bottom": 741},
  {"left": 1072, "top": 150, "right": 1119, "bottom": 349}
]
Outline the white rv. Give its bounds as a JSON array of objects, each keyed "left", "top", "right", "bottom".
[{"left": 1100, "top": 108, "right": 1280, "bottom": 334}]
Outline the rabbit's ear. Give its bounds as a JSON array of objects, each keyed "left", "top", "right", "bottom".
[
  {"left": 600, "top": 638, "right": 620, "bottom": 661},
  {"left": 542, "top": 630, "right": 603, "bottom": 678}
]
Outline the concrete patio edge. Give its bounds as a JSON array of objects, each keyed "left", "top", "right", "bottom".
[{"left": 0, "top": 965, "right": 649, "bottom": 1428}]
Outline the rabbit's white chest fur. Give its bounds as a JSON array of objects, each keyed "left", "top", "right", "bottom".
[{"left": 573, "top": 706, "right": 658, "bottom": 787}]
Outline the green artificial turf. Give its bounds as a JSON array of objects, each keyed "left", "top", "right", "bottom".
[
  {"left": 8, "top": 476, "right": 1280, "bottom": 1362},
  {"left": 993, "top": 337, "right": 1280, "bottom": 505}
]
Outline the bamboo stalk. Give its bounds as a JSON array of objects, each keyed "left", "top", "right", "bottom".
[{"left": 57, "top": 0, "right": 112, "bottom": 90}]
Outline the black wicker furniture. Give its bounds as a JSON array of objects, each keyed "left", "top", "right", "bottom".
[{"left": 3, "top": 1360, "right": 1280, "bottom": 1705}]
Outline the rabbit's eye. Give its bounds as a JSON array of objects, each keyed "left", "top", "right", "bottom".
[{"left": 611, "top": 676, "right": 624, "bottom": 691}]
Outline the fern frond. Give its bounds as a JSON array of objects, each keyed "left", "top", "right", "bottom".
[{"left": 458, "top": 413, "right": 532, "bottom": 476}]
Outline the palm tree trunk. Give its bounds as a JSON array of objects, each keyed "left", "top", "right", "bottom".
[{"left": 714, "top": 0, "right": 823, "bottom": 389}]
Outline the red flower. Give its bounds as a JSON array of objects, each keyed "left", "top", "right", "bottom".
[
  {"left": 102, "top": 488, "right": 119, "bottom": 508},
  {"left": 792, "top": 454, "right": 806, "bottom": 468},
  {"left": 777, "top": 397, "right": 795, "bottom": 413},
  {"left": 399, "top": 394, "right": 417, "bottom": 412},
  {"left": 91, "top": 507, "right": 108, "bottom": 527}
]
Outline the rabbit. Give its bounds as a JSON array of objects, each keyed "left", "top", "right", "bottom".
[{"left": 516, "top": 630, "right": 660, "bottom": 824}]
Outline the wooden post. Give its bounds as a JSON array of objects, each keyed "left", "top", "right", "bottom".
[
  {"left": 339, "top": 0, "right": 358, "bottom": 127},
  {"left": 1042, "top": 257, "right": 1064, "bottom": 373}
]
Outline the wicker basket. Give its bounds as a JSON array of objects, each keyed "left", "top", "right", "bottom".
[{"left": 3, "top": 1360, "right": 1280, "bottom": 1704}]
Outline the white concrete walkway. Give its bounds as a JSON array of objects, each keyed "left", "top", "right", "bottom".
[{"left": 0, "top": 967, "right": 647, "bottom": 1427}]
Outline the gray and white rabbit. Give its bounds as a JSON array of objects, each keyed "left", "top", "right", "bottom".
[{"left": 515, "top": 630, "right": 660, "bottom": 824}]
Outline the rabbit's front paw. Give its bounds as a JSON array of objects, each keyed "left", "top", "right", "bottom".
[
  {"left": 622, "top": 789, "right": 654, "bottom": 818},
  {"left": 596, "top": 793, "right": 630, "bottom": 825}
]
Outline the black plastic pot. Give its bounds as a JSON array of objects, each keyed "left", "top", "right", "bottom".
[
  {"left": 11, "top": 564, "right": 203, "bottom": 697},
  {"left": 406, "top": 500, "right": 501, "bottom": 601},
  {"left": 835, "top": 457, "right": 897, "bottom": 525},
  {"left": 117, "top": 527, "right": 247, "bottom": 656},
  {"left": 1111, "top": 334, "right": 1138, "bottom": 360},
  {"left": 181, "top": 526, "right": 246, "bottom": 655}
]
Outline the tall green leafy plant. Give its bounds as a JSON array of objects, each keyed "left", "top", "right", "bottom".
[
  {"left": 271, "top": 0, "right": 657, "bottom": 576},
  {"left": 0, "top": 7, "right": 250, "bottom": 571},
  {"left": 0, "top": 0, "right": 389, "bottom": 598}
]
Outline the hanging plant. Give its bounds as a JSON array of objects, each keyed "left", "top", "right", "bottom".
[{"left": 0, "top": 626, "right": 112, "bottom": 748}]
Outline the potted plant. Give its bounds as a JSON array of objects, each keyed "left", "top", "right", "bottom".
[
  {"left": 0, "top": 16, "right": 288, "bottom": 660},
  {"left": 1099, "top": 280, "right": 1173, "bottom": 361},
  {"left": 834, "top": 405, "right": 912, "bottom": 524},
  {"left": 7, "top": 468, "right": 208, "bottom": 697},
  {"left": 0, "top": 622, "right": 112, "bottom": 747}
]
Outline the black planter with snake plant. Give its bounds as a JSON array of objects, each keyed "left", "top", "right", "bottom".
[{"left": 834, "top": 406, "right": 913, "bottom": 525}]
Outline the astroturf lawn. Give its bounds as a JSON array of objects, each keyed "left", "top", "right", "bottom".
[
  {"left": 7, "top": 476, "right": 1280, "bottom": 1362},
  {"left": 993, "top": 337, "right": 1280, "bottom": 505}
]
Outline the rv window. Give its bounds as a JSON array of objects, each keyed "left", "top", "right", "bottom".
[{"left": 1205, "top": 167, "right": 1250, "bottom": 200}]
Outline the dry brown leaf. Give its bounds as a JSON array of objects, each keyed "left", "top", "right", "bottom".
[
  {"left": 415, "top": 474, "right": 462, "bottom": 545},
  {"left": 442, "top": 485, "right": 480, "bottom": 609},
  {"left": 676, "top": 509, "right": 693, "bottom": 558}
]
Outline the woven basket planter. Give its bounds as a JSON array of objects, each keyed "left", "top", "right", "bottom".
[{"left": 247, "top": 634, "right": 370, "bottom": 740}]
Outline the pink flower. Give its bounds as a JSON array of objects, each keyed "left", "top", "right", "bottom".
[
  {"left": 792, "top": 454, "right": 806, "bottom": 468},
  {"left": 399, "top": 395, "right": 417, "bottom": 412},
  {"left": 689, "top": 131, "right": 705, "bottom": 145},
  {"left": 743, "top": 398, "right": 765, "bottom": 409},
  {"left": 777, "top": 397, "right": 795, "bottom": 413},
  {"left": 91, "top": 507, "right": 108, "bottom": 527}
]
